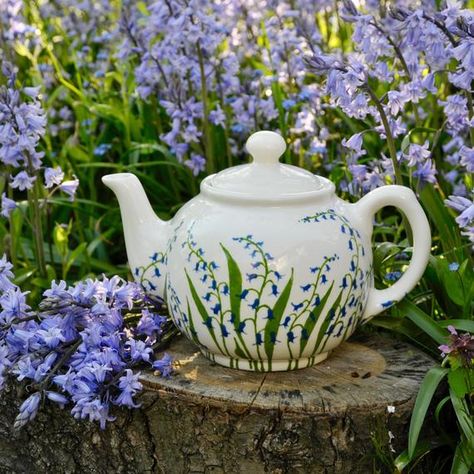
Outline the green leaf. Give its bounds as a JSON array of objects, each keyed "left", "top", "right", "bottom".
[
  {"left": 264, "top": 270, "right": 294, "bottom": 362},
  {"left": 314, "top": 289, "right": 344, "bottom": 354},
  {"left": 220, "top": 245, "right": 242, "bottom": 333},
  {"left": 420, "top": 184, "right": 464, "bottom": 259},
  {"left": 450, "top": 388, "right": 474, "bottom": 445},
  {"left": 439, "top": 320, "right": 474, "bottom": 334},
  {"left": 299, "top": 282, "right": 334, "bottom": 356},
  {"left": 397, "top": 299, "right": 446, "bottom": 344},
  {"left": 451, "top": 439, "right": 474, "bottom": 474},
  {"left": 448, "top": 368, "right": 474, "bottom": 399},
  {"left": 186, "top": 299, "right": 200, "bottom": 345},
  {"left": 185, "top": 269, "right": 221, "bottom": 354},
  {"left": 220, "top": 244, "right": 251, "bottom": 359},
  {"left": 408, "top": 366, "right": 448, "bottom": 458},
  {"left": 395, "top": 438, "right": 446, "bottom": 472},
  {"left": 65, "top": 242, "right": 88, "bottom": 278}
]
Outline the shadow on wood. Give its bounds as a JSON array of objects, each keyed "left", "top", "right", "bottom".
[{"left": 0, "top": 333, "right": 434, "bottom": 473}]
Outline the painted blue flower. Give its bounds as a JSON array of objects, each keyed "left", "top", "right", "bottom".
[
  {"left": 237, "top": 322, "right": 246, "bottom": 334},
  {"left": 321, "top": 275, "right": 328, "bottom": 284},
  {"left": 154, "top": 268, "right": 161, "bottom": 278},
  {"left": 270, "top": 284, "right": 279, "bottom": 296},
  {"left": 301, "top": 328, "right": 309, "bottom": 340},
  {"left": 266, "top": 308, "right": 274, "bottom": 320},
  {"left": 287, "top": 331, "right": 296, "bottom": 343},
  {"left": 382, "top": 300, "right": 395, "bottom": 309},
  {"left": 240, "top": 289, "right": 249, "bottom": 300},
  {"left": 201, "top": 275, "right": 208, "bottom": 283},
  {"left": 310, "top": 266, "right": 318, "bottom": 274},
  {"left": 151, "top": 252, "right": 159, "bottom": 262},
  {"left": 221, "top": 284, "right": 229, "bottom": 295},
  {"left": 313, "top": 295, "right": 321, "bottom": 306},
  {"left": 348, "top": 240, "right": 353, "bottom": 251},
  {"left": 204, "top": 317, "right": 213, "bottom": 329},
  {"left": 247, "top": 273, "right": 258, "bottom": 282},
  {"left": 270, "top": 332, "right": 278, "bottom": 345},
  {"left": 249, "top": 298, "right": 259, "bottom": 309},
  {"left": 220, "top": 324, "right": 229, "bottom": 338},
  {"left": 211, "top": 303, "right": 221, "bottom": 315},
  {"left": 340, "top": 277, "right": 348, "bottom": 289},
  {"left": 255, "top": 333, "right": 263, "bottom": 346},
  {"left": 274, "top": 271, "right": 283, "bottom": 280},
  {"left": 203, "top": 293, "right": 212, "bottom": 302},
  {"left": 282, "top": 316, "right": 291, "bottom": 328},
  {"left": 292, "top": 302, "right": 304, "bottom": 311},
  {"left": 301, "top": 283, "right": 311, "bottom": 292}
]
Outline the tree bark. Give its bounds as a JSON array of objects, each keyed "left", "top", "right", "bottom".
[{"left": 0, "top": 333, "right": 435, "bottom": 474}]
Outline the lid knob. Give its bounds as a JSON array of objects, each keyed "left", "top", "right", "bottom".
[{"left": 246, "top": 131, "right": 286, "bottom": 165}]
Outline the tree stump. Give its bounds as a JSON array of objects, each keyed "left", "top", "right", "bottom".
[{"left": 0, "top": 333, "right": 434, "bottom": 474}]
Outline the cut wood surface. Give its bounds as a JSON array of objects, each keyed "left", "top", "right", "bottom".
[{"left": 0, "top": 333, "right": 435, "bottom": 474}]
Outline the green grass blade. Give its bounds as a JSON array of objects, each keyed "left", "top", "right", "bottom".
[
  {"left": 397, "top": 299, "right": 447, "bottom": 344},
  {"left": 449, "top": 388, "right": 474, "bottom": 446},
  {"left": 264, "top": 270, "right": 294, "bottom": 361},
  {"left": 451, "top": 439, "right": 474, "bottom": 474},
  {"left": 438, "top": 320, "right": 474, "bottom": 333},
  {"left": 408, "top": 366, "right": 448, "bottom": 458},
  {"left": 299, "top": 282, "right": 334, "bottom": 356}
]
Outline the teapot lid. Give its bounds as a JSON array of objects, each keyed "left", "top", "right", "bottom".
[{"left": 201, "top": 131, "right": 334, "bottom": 203}]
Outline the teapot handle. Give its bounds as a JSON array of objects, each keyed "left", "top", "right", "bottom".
[{"left": 354, "top": 185, "right": 431, "bottom": 322}]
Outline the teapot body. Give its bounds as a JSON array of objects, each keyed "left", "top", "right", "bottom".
[{"left": 135, "top": 185, "right": 373, "bottom": 372}]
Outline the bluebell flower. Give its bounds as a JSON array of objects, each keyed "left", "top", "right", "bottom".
[
  {"left": 282, "top": 316, "right": 291, "bottom": 328},
  {"left": 287, "top": 331, "right": 296, "bottom": 343},
  {"left": 385, "top": 271, "right": 402, "bottom": 282},
  {"left": 255, "top": 333, "right": 263, "bottom": 346},
  {"left": 237, "top": 322, "right": 246, "bottom": 334},
  {"left": 14, "top": 392, "right": 41, "bottom": 429},
  {"left": 203, "top": 293, "right": 212, "bottom": 302},
  {"left": 93, "top": 143, "right": 112, "bottom": 156},
  {"left": 152, "top": 353, "right": 173, "bottom": 378},
  {"left": 59, "top": 179, "right": 79, "bottom": 202},
  {"left": 270, "top": 284, "right": 279, "bottom": 296},
  {"left": 301, "top": 284, "right": 311, "bottom": 292},
  {"left": 211, "top": 303, "right": 221, "bottom": 315},
  {"left": 266, "top": 309, "right": 274, "bottom": 320},
  {"left": 0, "top": 193, "right": 16, "bottom": 219}
]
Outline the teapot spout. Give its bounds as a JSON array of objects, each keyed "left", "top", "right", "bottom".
[{"left": 102, "top": 173, "right": 169, "bottom": 298}]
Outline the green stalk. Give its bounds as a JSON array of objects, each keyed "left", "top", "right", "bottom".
[
  {"left": 366, "top": 85, "right": 414, "bottom": 244},
  {"left": 196, "top": 42, "right": 215, "bottom": 174},
  {"left": 366, "top": 85, "right": 403, "bottom": 185},
  {"left": 28, "top": 176, "right": 47, "bottom": 279}
]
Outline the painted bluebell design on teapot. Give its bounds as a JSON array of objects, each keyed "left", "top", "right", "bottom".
[{"left": 103, "top": 131, "right": 431, "bottom": 372}]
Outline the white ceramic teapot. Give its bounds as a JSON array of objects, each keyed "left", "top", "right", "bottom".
[{"left": 103, "top": 131, "right": 431, "bottom": 372}]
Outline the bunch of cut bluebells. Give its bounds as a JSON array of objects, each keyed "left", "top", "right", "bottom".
[{"left": 0, "top": 254, "right": 173, "bottom": 429}]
